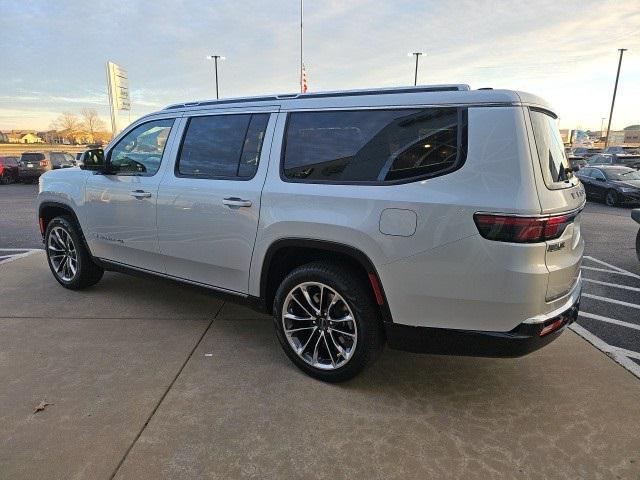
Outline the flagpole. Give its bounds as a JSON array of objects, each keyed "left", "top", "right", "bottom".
[{"left": 300, "top": 0, "right": 303, "bottom": 93}]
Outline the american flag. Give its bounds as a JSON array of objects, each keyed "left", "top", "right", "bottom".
[{"left": 302, "top": 64, "right": 308, "bottom": 93}]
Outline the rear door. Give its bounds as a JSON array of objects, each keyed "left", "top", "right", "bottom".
[
  {"left": 527, "top": 108, "right": 585, "bottom": 301},
  {"left": 156, "top": 108, "right": 277, "bottom": 293}
]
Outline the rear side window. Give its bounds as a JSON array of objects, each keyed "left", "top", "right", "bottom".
[
  {"left": 177, "top": 113, "right": 270, "bottom": 179},
  {"left": 282, "top": 108, "right": 467, "bottom": 183},
  {"left": 529, "top": 109, "right": 574, "bottom": 188}
]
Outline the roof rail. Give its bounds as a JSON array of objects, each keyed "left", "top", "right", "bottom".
[{"left": 164, "top": 84, "right": 470, "bottom": 110}]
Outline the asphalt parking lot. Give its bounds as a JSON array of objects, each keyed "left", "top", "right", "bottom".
[{"left": 1, "top": 183, "right": 640, "bottom": 479}]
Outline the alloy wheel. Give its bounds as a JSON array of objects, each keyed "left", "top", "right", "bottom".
[
  {"left": 281, "top": 282, "right": 358, "bottom": 370},
  {"left": 47, "top": 226, "right": 78, "bottom": 282}
]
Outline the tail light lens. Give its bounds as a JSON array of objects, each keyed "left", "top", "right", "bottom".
[
  {"left": 40, "top": 160, "right": 48, "bottom": 167},
  {"left": 473, "top": 212, "right": 578, "bottom": 243}
]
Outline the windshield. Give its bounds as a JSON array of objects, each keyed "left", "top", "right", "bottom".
[
  {"left": 605, "top": 169, "right": 640, "bottom": 181},
  {"left": 529, "top": 109, "right": 574, "bottom": 188}
]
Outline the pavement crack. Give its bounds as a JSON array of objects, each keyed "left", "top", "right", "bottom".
[{"left": 108, "top": 301, "right": 225, "bottom": 480}]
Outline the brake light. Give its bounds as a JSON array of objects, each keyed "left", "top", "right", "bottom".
[
  {"left": 473, "top": 212, "right": 577, "bottom": 243},
  {"left": 39, "top": 160, "right": 48, "bottom": 167},
  {"left": 539, "top": 318, "right": 565, "bottom": 337}
]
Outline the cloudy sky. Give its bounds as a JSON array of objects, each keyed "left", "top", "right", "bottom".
[{"left": 1, "top": 0, "right": 639, "bottom": 131}]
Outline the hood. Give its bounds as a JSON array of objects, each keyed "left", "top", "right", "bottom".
[{"left": 613, "top": 179, "right": 640, "bottom": 189}]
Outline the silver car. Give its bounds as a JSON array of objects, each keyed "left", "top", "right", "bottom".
[{"left": 37, "top": 85, "right": 585, "bottom": 381}]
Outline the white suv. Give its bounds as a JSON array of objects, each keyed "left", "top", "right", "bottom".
[{"left": 37, "top": 85, "right": 584, "bottom": 381}]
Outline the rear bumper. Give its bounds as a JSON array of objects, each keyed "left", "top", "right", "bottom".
[
  {"left": 19, "top": 169, "right": 44, "bottom": 179},
  {"left": 385, "top": 297, "right": 580, "bottom": 357}
]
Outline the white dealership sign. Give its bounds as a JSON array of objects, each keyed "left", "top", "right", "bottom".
[{"left": 106, "top": 61, "right": 131, "bottom": 134}]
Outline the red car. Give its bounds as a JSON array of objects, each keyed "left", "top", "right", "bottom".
[{"left": 0, "top": 156, "right": 20, "bottom": 184}]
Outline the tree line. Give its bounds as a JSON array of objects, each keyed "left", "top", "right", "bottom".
[{"left": 48, "top": 108, "right": 111, "bottom": 144}]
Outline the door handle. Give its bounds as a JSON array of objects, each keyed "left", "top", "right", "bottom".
[
  {"left": 223, "top": 197, "right": 252, "bottom": 208},
  {"left": 130, "top": 190, "right": 152, "bottom": 199}
]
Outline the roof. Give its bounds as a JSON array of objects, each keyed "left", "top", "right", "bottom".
[{"left": 161, "top": 84, "right": 554, "bottom": 114}]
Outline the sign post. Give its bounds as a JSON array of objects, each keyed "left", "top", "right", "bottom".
[{"left": 106, "top": 61, "right": 131, "bottom": 135}]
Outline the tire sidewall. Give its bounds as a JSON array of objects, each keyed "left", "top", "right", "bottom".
[
  {"left": 273, "top": 263, "right": 381, "bottom": 382},
  {"left": 606, "top": 189, "right": 618, "bottom": 207}
]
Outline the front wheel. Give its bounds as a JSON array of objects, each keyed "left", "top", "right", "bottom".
[
  {"left": 273, "top": 262, "right": 383, "bottom": 382},
  {"left": 45, "top": 216, "right": 104, "bottom": 289},
  {"left": 605, "top": 189, "right": 619, "bottom": 207}
]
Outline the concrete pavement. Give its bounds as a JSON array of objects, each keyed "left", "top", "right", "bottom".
[{"left": 1, "top": 252, "right": 639, "bottom": 479}]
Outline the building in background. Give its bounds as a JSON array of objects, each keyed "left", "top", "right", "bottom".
[{"left": 623, "top": 125, "right": 640, "bottom": 144}]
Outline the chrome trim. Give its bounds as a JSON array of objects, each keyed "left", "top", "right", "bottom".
[
  {"left": 474, "top": 203, "right": 585, "bottom": 220},
  {"left": 523, "top": 272, "right": 582, "bottom": 324}
]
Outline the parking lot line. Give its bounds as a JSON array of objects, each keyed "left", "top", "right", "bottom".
[
  {"left": 570, "top": 324, "right": 640, "bottom": 379},
  {"left": 583, "top": 278, "right": 640, "bottom": 293},
  {"left": 579, "top": 311, "right": 640, "bottom": 332},
  {"left": 583, "top": 255, "right": 640, "bottom": 280},
  {"left": 0, "top": 249, "right": 41, "bottom": 265},
  {"left": 581, "top": 292, "right": 640, "bottom": 310},
  {"left": 580, "top": 265, "right": 639, "bottom": 277}
]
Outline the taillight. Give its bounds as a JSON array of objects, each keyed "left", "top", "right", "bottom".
[
  {"left": 473, "top": 212, "right": 577, "bottom": 243},
  {"left": 40, "top": 160, "right": 48, "bottom": 167}
]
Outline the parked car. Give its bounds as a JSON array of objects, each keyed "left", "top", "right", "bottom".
[
  {"left": 576, "top": 165, "right": 640, "bottom": 206},
  {"left": 568, "top": 156, "right": 587, "bottom": 171},
  {"left": 604, "top": 146, "right": 630, "bottom": 155},
  {"left": 612, "top": 154, "right": 640, "bottom": 169},
  {"left": 74, "top": 152, "right": 84, "bottom": 166},
  {"left": 36, "top": 85, "right": 584, "bottom": 381},
  {"left": 19, "top": 151, "right": 75, "bottom": 183},
  {"left": 571, "top": 147, "right": 602, "bottom": 158},
  {"left": 633, "top": 209, "right": 640, "bottom": 261},
  {"left": 0, "top": 156, "right": 21, "bottom": 184}
]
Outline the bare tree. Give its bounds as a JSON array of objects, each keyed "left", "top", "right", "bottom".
[
  {"left": 51, "top": 112, "right": 81, "bottom": 143},
  {"left": 80, "top": 108, "right": 107, "bottom": 141}
]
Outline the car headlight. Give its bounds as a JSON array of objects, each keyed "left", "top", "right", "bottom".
[{"left": 620, "top": 187, "right": 638, "bottom": 193}]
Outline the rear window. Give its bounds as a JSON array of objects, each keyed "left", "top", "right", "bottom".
[
  {"left": 21, "top": 153, "right": 45, "bottom": 163},
  {"left": 529, "top": 109, "right": 574, "bottom": 188},
  {"left": 282, "top": 107, "right": 467, "bottom": 183}
]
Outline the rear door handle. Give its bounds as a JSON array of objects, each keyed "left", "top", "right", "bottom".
[
  {"left": 130, "top": 190, "right": 152, "bottom": 199},
  {"left": 223, "top": 197, "right": 252, "bottom": 208}
]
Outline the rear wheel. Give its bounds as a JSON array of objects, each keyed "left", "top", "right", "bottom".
[
  {"left": 273, "top": 262, "right": 383, "bottom": 382},
  {"left": 605, "top": 189, "right": 618, "bottom": 207},
  {"left": 45, "top": 216, "right": 104, "bottom": 289}
]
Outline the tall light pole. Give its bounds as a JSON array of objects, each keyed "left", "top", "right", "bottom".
[
  {"left": 206, "top": 54, "right": 225, "bottom": 99},
  {"left": 604, "top": 48, "right": 627, "bottom": 148},
  {"left": 300, "top": 0, "right": 304, "bottom": 93},
  {"left": 408, "top": 52, "right": 423, "bottom": 86},
  {"left": 600, "top": 117, "right": 606, "bottom": 139}
]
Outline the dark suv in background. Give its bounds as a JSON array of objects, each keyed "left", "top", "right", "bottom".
[
  {"left": 576, "top": 165, "right": 640, "bottom": 206},
  {"left": 19, "top": 152, "right": 75, "bottom": 183},
  {"left": 0, "top": 156, "right": 21, "bottom": 184}
]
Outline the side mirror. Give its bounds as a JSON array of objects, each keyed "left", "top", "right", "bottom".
[{"left": 79, "top": 149, "right": 106, "bottom": 171}]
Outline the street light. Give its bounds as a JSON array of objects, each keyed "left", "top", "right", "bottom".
[
  {"left": 604, "top": 48, "right": 627, "bottom": 149},
  {"left": 206, "top": 54, "right": 225, "bottom": 99},
  {"left": 600, "top": 117, "right": 606, "bottom": 139},
  {"left": 408, "top": 52, "right": 423, "bottom": 86}
]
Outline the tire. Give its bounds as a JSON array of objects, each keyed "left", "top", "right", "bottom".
[
  {"left": 273, "top": 262, "right": 384, "bottom": 382},
  {"left": 45, "top": 216, "right": 104, "bottom": 289},
  {"left": 0, "top": 175, "right": 9, "bottom": 185},
  {"left": 605, "top": 189, "right": 618, "bottom": 207}
]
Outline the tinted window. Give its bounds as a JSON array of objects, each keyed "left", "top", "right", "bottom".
[
  {"left": 529, "top": 109, "right": 573, "bottom": 187},
  {"left": 592, "top": 169, "right": 606, "bottom": 180},
  {"left": 282, "top": 108, "right": 466, "bottom": 183},
  {"left": 177, "top": 114, "right": 269, "bottom": 179},
  {"left": 578, "top": 167, "right": 592, "bottom": 178},
  {"left": 604, "top": 168, "right": 640, "bottom": 180},
  {"left": 21, "top": 153, "right": 44, "bottom": 163},
  {"left": 109, "top": 119, "right": 174, "bottom": 175}
]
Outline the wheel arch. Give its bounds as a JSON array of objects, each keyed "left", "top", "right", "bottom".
[
  {"left": 259, "top": 238, "right": 393, "bottom": 323},
  {"left": 39, "top": 201, "right": 93, "bottom": 255}
]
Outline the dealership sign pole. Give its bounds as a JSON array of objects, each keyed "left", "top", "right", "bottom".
[{"left": 106, "top": 61, "right": 131, "bottom": 135}]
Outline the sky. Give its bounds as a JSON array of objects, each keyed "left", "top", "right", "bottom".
[{"left": 1, "top": 0, "right": 639, "bottom": 132}]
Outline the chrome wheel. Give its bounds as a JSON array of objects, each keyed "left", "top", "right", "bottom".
[
  {"left": 47, "top": 226, "right": 78, "bottom": 282},
  {"left": 281, "top": 282, "right": 358, "bottom": 370}
]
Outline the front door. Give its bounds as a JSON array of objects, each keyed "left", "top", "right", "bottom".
[
  {"left": 83, "top": 118, "right": 177, "bottom": 272},
  {"left": 157, "top": 110, "right": 276, "bottom": 293}
]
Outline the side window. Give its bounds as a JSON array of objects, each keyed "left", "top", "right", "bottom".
[
  {"left": 177, "top": 113, "right": 270, "bottom": 179},
  {"left": 592, "top": 170, "right": 606, "bottom": 181},
  {"left": 529, "top": 109, "right": 573, "bottom": 187},
  {"left": 109, "top": 118, "right": 174, "bottom": 176},
  {"left": 579, "top": 167, "right": 592, "bottom": 178},
  {"left": 282, "top": 108, "right": 467, "bottom": 183}
]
